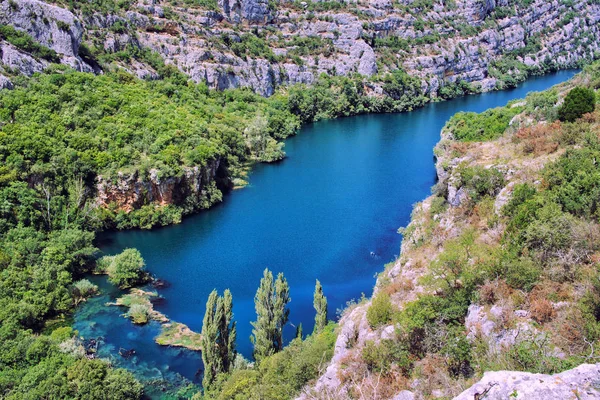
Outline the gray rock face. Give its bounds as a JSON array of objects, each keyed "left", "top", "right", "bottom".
[
  {"left": 0, "top": 0, "right": 92, "bottom": 72},
  {"left": 454, "top": 364, "right": 600, "bottom": 400},
  {"left": 1, "top": 0, "right": 598, "bottom": 96},
  {"left": 1, "top": 42, "right": 48, "bottom": 75},
  {"left": 0, "top": 74, "right": 13, "bottom": 90},
  {"left": 219, "top": 0, "right": 271, "bottom": 23}
]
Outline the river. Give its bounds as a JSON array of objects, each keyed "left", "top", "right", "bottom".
[{"left": 73, "top": 70, "right": 578, "bottom": 394}]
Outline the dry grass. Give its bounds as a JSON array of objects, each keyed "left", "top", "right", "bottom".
[
  {"left": 529, "top": 298, "right": 556, "bottom": 323},
  {"left": 514, "top": 122, "right": 561, "bottom": 156}
]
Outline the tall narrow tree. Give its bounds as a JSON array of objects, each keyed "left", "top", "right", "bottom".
[
  {"left": 251, "top": 268, "right": 291, "bottom": 363},
  {"left": 201, "top": 290, "right": 220, "bottom": 389},
  {"left": 313, "top": 279, "right": 328, "bottom": 334},
  {"left": 273, "top": 272, "right": 290, "bottom": 351},
  {"left": 218, "top": 289, "right": 236, "bottom": 372},
  {"left": 201, "top": 289, "right": 237, "bottom": 389}
]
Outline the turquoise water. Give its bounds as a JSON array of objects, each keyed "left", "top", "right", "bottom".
[{"left": 74, "top": 70, "right": 578, "bottom": 390}]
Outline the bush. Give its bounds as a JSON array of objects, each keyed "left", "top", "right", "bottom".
[
  {"left": 102, "top": 249, "right": 147, "bottom": 288},
  {"left": 445, "top": 106, "right": 522, "bottom": 142},
  {"left": 362, "top": 339, "right": 412, "bottom": 375},
  {"left": 558, "top": 87, "right": 596, "bottom": 122},
  {"left": 0, "top": 24, "right": 60, "bottom": 62},
  {"left": 72, "top": 279, "right": 98, "bottom": 304},
  {"left": 458, "top": 165, "right": 505, "bottom": 202},
  {"left": 127, "top": 304, "right": 150, "bottom": 324},
  {"left": 367, "top": 292, "right": 394, "bottom": 328}
]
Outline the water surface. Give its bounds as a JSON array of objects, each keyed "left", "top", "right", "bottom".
[{"left": 75, "top": 70, "right": 578, "bottom": 389}]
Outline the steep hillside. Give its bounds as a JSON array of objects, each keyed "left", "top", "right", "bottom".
[
  {"left": 1, "top": 0, "right": 598, "bottom": 96},
  {"left": 300, "top": 62, "right": 600, "bottom": 399}
]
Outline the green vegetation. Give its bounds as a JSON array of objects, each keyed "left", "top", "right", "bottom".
[
  {"left": 203, "top": 323, "right": 336, "bottom": 399},
  {"left": 0, "top": 66, "right": 299, "bottom": 229},
  {"left": 72, "top": 278, "right": 99, "bottom": 305},
  {"left": 313, "top": 280, "right": 328, "bottom": 334},
  {"left": 127, "top": 303, "right": 150, "bottom": 324},
  {"left": 251, "top": 269, "right": 291, "bottom": 364},
  {"left": 558, "top": 86, "right": 596, "bottom": 122},
  {"left": 97, "top": 249, "right": 148, "bottom": 288},
  {"left": 201, "top": 289, "right": 237, "bottom": 389},
  {"left": 0, "top": 24, "right": 60, "bottom": 63},
  {"left": 366, "top": 291, "right": 394, "bottom": 328},
  {"left": 445, "top": 105, "right": 523, "bottom": 141}
]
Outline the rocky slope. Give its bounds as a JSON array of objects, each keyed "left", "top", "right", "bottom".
[
  {"left": 1, "top": 0, "right": 599, "bottom": 96},
  {"left": 298, "top": 66, "right": 600, "bottom": 399}
]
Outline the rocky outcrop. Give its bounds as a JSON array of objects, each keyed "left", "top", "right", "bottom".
[
  {"left": 0, "top": 74, "right": 13, "bottom": 90},
  {"left": 3, "top": 0, "right": 596, "bottom": 96},
  {"left": 454, "top": 364, "right": 600, "bottom": 400},
  {"left": 0, "top": 0, "right": 92, "bottom": 72},
  {"left": 0, "top": 41, "right": 47, "bottom": 75},
  {"left": 95, "top": 159, "right": 223, "bottom": 212}
]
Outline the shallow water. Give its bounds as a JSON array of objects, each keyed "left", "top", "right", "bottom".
[{"left": 75, "top": 70, "right": 578, "bottom": 390}]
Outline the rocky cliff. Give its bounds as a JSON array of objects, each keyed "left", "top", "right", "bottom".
[
  {"left": 0, "top": 0, "right": 598, "bottom": 96},
  {"left": 95, "top": 159, "right": 223, "bottom": 214},
  {"left": 298, "top": 66, "right": 600, "bottom": 399}
]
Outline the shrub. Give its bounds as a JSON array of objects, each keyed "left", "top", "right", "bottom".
[
  {"left": 458, "top": 165, "right": 505, "bottom": 202},
  {"left": 72, "top": 279, "right": 98, "bottom": 304},
  {"left": 102, "top": 249, "right": 148, "bottom": 288},
  {"left": 445, "top": 106, "right": 522, "bottom": 142},
  {"left": 558, "top": 87, "right": 596, "bottom": 122},
  {"left": 362, "top": 339, "right": 412, "bottom": 375},
  {"left": 0, "top": 24, "right": 60, "bottom": 62},
  {"left": 127, "top": 304, "right": 150, "bottom": 324},
  {"left": 529, "top": 298, "right": 555, "bottom": 323},
  {"left": 367, "top": 292, "right": 394, "bottom": 328}
]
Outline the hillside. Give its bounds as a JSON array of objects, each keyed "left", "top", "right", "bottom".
[
  {"left": 1, "top": 0, "right": 599, "bottom": 96},
  {"left": 298, "top": 62, "right": 600, "bottom": 399}
]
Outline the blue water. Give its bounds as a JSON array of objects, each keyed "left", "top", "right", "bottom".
[{"left": 75, "top": 70, "right": 577, "bottom": 390}]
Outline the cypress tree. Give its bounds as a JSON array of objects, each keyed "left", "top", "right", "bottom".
[
  {"left": 251, "top": 269, "right": 275, "bottom": 363},
  {"left": 201, "top": 289, "right": 237, "bottom": 389},
  {"left": 274, "top": 272, "right": 290, "bottom": 351},
  {"left": 201, "top": 290, "right": 220, "bottom": 389},
  {"left": 313, "top": 279, "right": 328, "bottom": 334},
  {"left": 295, "top": 323, "right": 303, "bottom": 340},
  {"left": 251, "top": 268, "right": 291, "bottom": 363},
  {"left": 218, "top": 289, "right": 236, "bottom": 372}
]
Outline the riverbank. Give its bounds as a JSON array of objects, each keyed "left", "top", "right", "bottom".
[{"left": 302, "top": 63, "right": 600, "bottom": 399}]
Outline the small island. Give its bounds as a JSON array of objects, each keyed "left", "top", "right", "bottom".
[{"left": 110, "top": 288, "right": 203, "bottom": 351}]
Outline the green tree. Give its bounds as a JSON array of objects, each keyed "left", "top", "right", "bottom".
[
  {"left": 313, "top": 280, "right": 328, "bottom": 334},
  {"left": 218, "top": 289, "right": 237, "bottom": 373},
  {"left": 103, "top": 249, "right": 147, "bottom": 288},
  {"left": 558, "top": 86, "right": 596, "bottom": 122},
  {"left": 201, "top": 290, "right": 221, "bottom": 389},
  {"left": 201, "top": 289, "right": 237, "bottom": 389},
  {"left": 251, "top": 269, "right": 291, "bottom": 363}
]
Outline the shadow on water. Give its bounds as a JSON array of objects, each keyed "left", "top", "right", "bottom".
[{"left": 77, "top": 70, "right": 579, "bottom": 392}]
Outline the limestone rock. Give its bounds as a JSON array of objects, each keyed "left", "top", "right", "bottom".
[
  {"left": 0, "top": 74, "right": 13, "bottom": 90},
  {"left": 454, "top": 364, "right": 600, "bottom": 400},
  {"left": 0, "top": 0, "right": 92, "bottom": 71}
]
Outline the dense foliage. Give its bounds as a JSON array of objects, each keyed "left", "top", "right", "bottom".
[
  {"left": 445, "top": 105, "right": 523, "bottom": 141},
  {"left": 558, "top": 86, "right": 596, "bottom": 122},
  {"left": 202, "top": 323, "right": 336, "bottom": 400}
]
